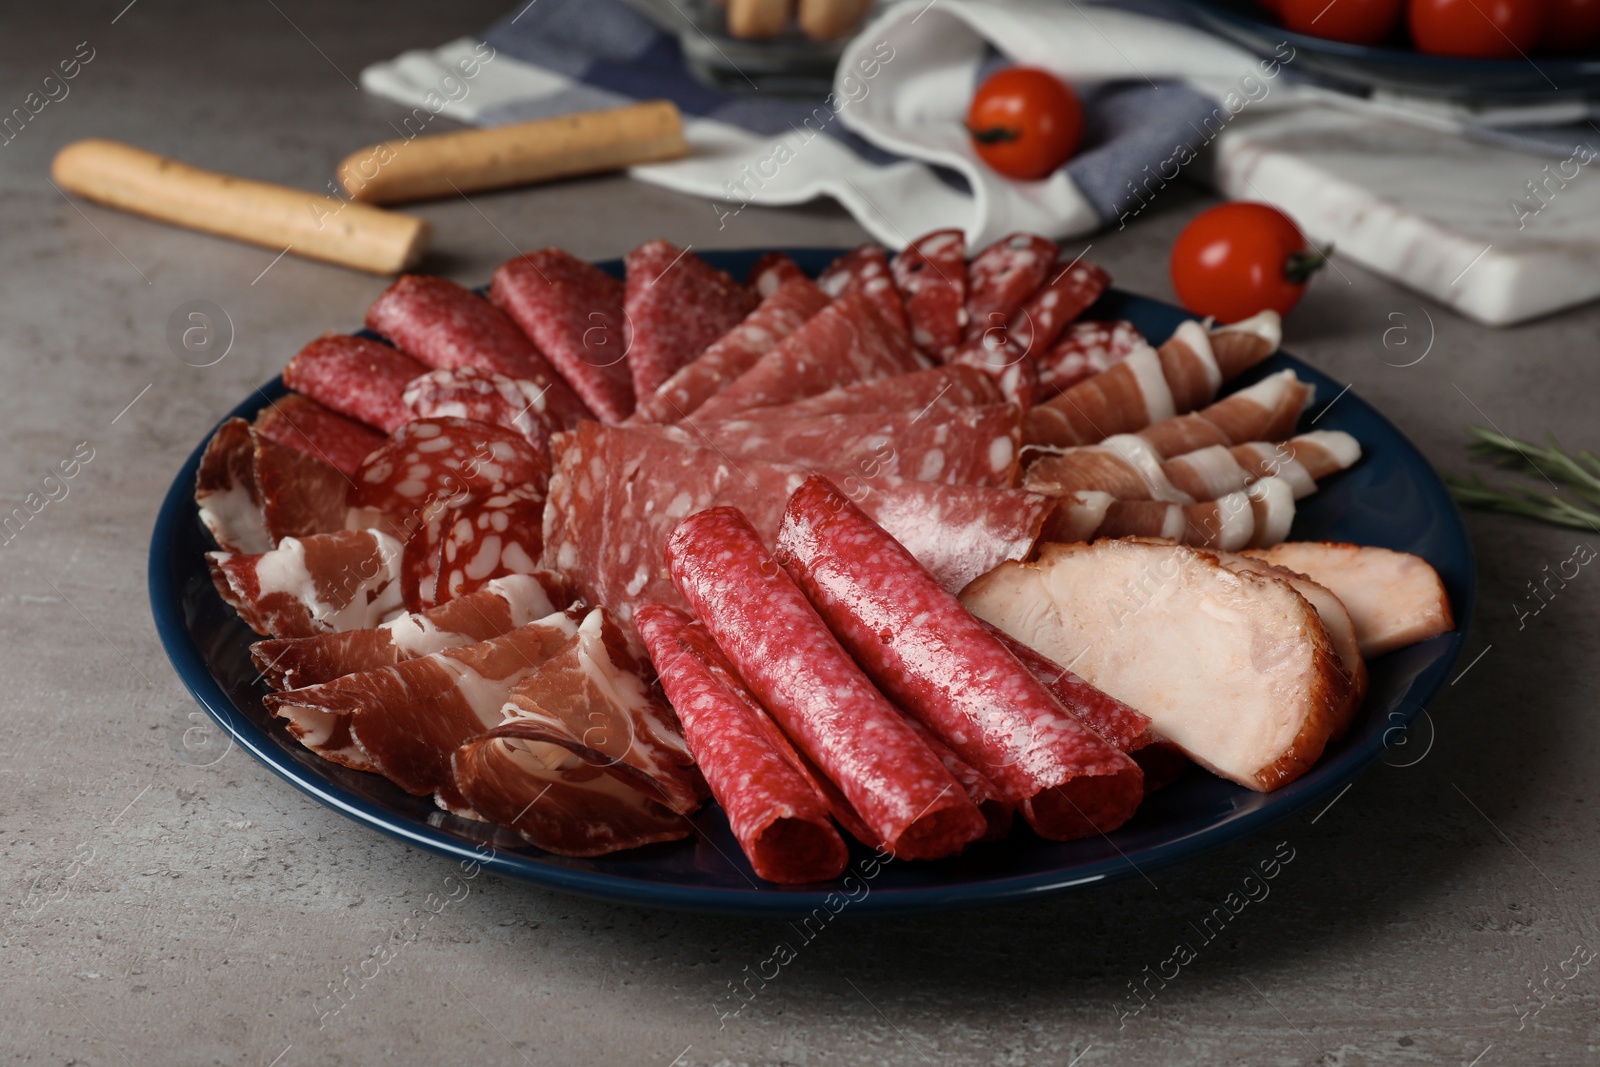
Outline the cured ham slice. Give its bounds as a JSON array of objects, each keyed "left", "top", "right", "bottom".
[
  {"left": 1242, "top": 542, "right": 1454, "bottom": 657},
  {"left": 401, "top": 366, "right": 556, "bottom": 453},
  {"left": 1163, "top": 431, "right": 1362, "bottom": 501},
  {"left": 281, "top": 335, "right": 425, "bottom": 434},
  {"left": 666, "top": 506, "right": 987, "bottom": 859},
  {"left": 624, "top": 240, "right": 755, "bottom": 402},
  {"left": 450, "top": 608, "right": 704, "bottom": 854},
  {"left": 960, "top": 539, "right": 1359, "bottom": 792},
  {"left": 196, "top": 417, "right": 348, "bottom": 555},
  {"left": 964, "top": 233, "right": 1057, "bottom": 342},
  {"left": 264, "top": 615, "right": 581, "bottom": 799},
  {"left": 658, "top": 403, "right": 1022, "bottom": 487},
  {"left": 636, "top": 603, "right": 850, "bottom": 883},
  {"left": 253, "top": 394, "right": 386, "bottom": 477},
  {"left": 250, "top": 572, "right": 569, "bottom": 690},
  {"left": 1207, "top": 311, "right": 1283, "bottom": 378},
  {"left": 1042, "top": 477, "right": 1296, "bottom": 550},
  {"left": 1137, "top": 370, "right": 1316, "bottom": 459},
  {"left": 777, "top": 477, "right": 1144, "bottom": 839},
  {"left": 630, "top": 276, "right": 830, "bottom": 425},
  {"left": 367, "top": 274, "right": 591, "bottom": 430},
  {"left": 817, "top": 244, "right": 909, "bottom": 335},
  {"left": 1009, "top": 256, "right": 1111, "bottom": 358},
  {"left": 1023, "top": 314, "right": 1281, "bottom": 448},
  {"left": 208, "top": 528, "right": 403, "bottom": 639},
  {"left": 540, "top": 422, "right": 1053, "bottom": 622},
  {"left": 891, "top": 229, "right": 967, "bottom": 360},
  {"left": 746, "top": 251, "right": 805, "bottom": 299},
  {"left": 739, "top": 364, "right": 1004, "bottom": 421},
  {"left": 693, "top": 291, "right": 924, "bottom": 420},
  {"left": 1036, "top": 319, "right": 1147, "bottom": 400},
  {"left": 1024, "top": 433, "right": 1193, "bottom": 504}
]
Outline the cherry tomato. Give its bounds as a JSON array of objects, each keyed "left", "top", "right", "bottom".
[
  {"left": 1540, "top": 0, "right": 1600, "bottom": 52},
  {"left": 1409, "top": 0, "right": 1544, "bottom": 57},
  {"left": 1170, "top": 203, "right": 1328, "bottom": 324},
  {"left": 1280, "top": 0, "right": 1404, "bottom": 43},
  {"left": 966, "top": 67, "right": 1084, "bottom": 181}
]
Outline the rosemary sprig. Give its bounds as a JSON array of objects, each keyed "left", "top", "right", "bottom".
[{"left": 1447, "top": 425, "right": 1600, "bottom": 531}]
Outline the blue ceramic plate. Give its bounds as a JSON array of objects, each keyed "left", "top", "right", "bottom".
[
  {"left": 1181, "top": 0, "right": 1600, "bottom": 100},
  {"left": 148, "top": 248, "right": 1475, "bottom": 914}
]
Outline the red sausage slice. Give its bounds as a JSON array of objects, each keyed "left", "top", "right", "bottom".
[
  {"left": 891, "top": 229, "right": 967, "bottom": 361},
  {"left": 625, "top": 240, "right": 755, "bottom": 402},
  {"left": 282, "top": 335, "right": 426, "bottom": 434}
]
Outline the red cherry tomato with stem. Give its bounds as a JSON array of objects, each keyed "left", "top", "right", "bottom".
[
  {"left": 1280, "top": 0, "right": 1404, "bottom": 44},
  {"left": 1408, "top": 0, "right": 1543, "bottom": 57},
  {"left": 1170, "top": 202, "right": 1330, "bottom": 324},
  {"left": 966, "top": 67, "right": 1084, "bottom": 182}
]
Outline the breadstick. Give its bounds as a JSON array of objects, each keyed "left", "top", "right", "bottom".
[
  {"left": 51, "top": 139, "right": 428, "bottom": 275},
  {"left": 727, "top": 0, "right": 793, "bottom": 38},
  {"left": 337, "top": 100, "right": 688, "bottom": 205},
  {"left": 797, "top": 0, "right": 871, "bottom": 39}
]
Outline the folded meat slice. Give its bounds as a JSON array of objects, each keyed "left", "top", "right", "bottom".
[
  {"left": 1023, "top": 433, "right": 1194, "bottom": 503},
  {"left": 1041, "top": 477, "right": 1296, "bottom": 551},
  {"left": 250, "top": 572, "right": 570, "bottom": 690},
  {"left": 1138, "top": 370, "right": 1314, "bottom": 459},
  {"left": 1164, "top": 431, "right": 1362, "bottom": 501},
  {"left": 960, "top": 539, "right": 1357, "bottom": 792},
  {"left": 196, "top": 417, "right": 349, "bottom": 554},
  {"left": 450, "top": 607, "right": 703, "bottom": 856},
  {"left": 1243, "top": 542, "right": 1454, "bottom": 657},
  {"left": 263, "top": 614, "right": 581, "bottom": 799},
  {"left": 208, "top": 528, "right": 403, "bottom": 639}
]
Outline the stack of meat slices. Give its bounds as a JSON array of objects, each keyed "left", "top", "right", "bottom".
[{"left": 192, "top": 229, "right": 1457, "bottom": 881}]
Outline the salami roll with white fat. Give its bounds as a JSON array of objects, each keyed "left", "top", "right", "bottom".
[
  {"left": 774, "top": 476, "right": 1144, "bottom": 840},
  {"left": 664, "top": 506, "right": 987, "bottom": 860}
]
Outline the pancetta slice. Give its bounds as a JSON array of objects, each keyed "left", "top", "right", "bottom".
[
  {"left": 250, "top": 572, "right": 571, "bottom": 690},
  {"left": 262, "top": 614, "right": 581, "bottom": 801},
  {"left": 449, "top": 608, "right": 704, "bottom": 856},
  {"left": 196, "top": 417, "right": 349, "bottom": 554},
  {"left": 207, "top": 528, "right": 403, "bottom": 639}
]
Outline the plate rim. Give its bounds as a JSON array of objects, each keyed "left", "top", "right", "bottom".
[{"left": 148, "top": 253, "right": 1476, "bottom": 915}]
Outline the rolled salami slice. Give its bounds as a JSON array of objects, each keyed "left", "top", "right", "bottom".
[
  {"left": 964, "top": 233, "right": 1057, "bottom": 342},
  {"left": 817, "top": 244, "right": 909, "bottom": 335},
  {"left": 892, "top": 229, "right": 966, "bottom": 360},
  {"left": 1137, "top": 370, "right": 1315, "bottom": 458},
  {"left": 630, "top": 276, "right": 830, "bottom": 425},
  {"left": 661, "top": 403, "right": 1021, "bottom": 487},
  {"left": 776, "top": 477, "right": 1143, "bottom": 839},
  {"left": 1009, "top": 256, "right": 1111, "bottom": 358},
  {"left": 489, "top": 250, "right": 632, "bottom": 424},
  {"left": 250, "top": 572, "right": 569, "bottom": 690},
  {"left": 207, "top": 528, "right": 403, "bottom": 639},
  {"left": 401, "top": 366, "right": 557, "bottom": 453},
  {"left": 625, "top": 240, "right": 755, "bottom": 402},
  {"left": 636, "top": 603, "right": 850, "bottom": 883},
  {"left": 196, "top": 417, "right": 349, "bottom": 555},
  {"left": 738, "top": 364, "right": 1004, "bottom": 420},
  {"left": 1036, "top": 320, "right": 1148, "bottom": 400},
  {"left": 665, "top": 506, "right": 987, "bottom": 860},
  {"left": 282, "top": 335, "right": 425, "bottom": 433},
  {"left": 693, "top": 292, "right": 924, "bottom": 420},
  {"left": 746, "top": 250, "right": 806, "bottom": 299},
  {"left": 896, "top": 711, "right": 1014, "bottom": 843},
  {"left": 367, "top": 274, "right": 591, "bottom": 429},
  {"left": 540, "top": 422, "right": 1052, "bottom": 621},
  {"left": 253, "top": 393, "right": 387, "bottom": 477},
  {"left": 264, "top": 615, "right": 581, "bottom": 801}
]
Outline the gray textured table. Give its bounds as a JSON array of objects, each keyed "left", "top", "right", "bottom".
[{"left": 4, "top": 3, "right": 1597, "bottom": 1064}]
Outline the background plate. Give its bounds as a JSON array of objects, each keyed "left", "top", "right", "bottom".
[
  {"left": 148, "top": 248, "right": 1475, "bottom": 915},
  {"left": 1180, "top": 0, "right": 1600, "bottom": 100}
]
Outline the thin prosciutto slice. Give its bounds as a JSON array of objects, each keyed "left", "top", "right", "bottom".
[
  {"left": 450, "top": 608, "right": 704, "bottom": 856},
  {"left": 196, "top": 417, "right": 349, "bottom": 555},
  {"left": 263, "top": 614, "right": 581, "bottom": 797},
  {"left": 250, "top": 572, "right": 570, "bottom": 690},
  {"left": 1136, "top": 369, "right": 1315, "bottom": 459},
  {"left": 207, "top": 528, "right": 403, "bottom": 639}
]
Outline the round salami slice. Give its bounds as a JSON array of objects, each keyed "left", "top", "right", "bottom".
[
  {"left": 253, "top": 394, "right": 386, "bottom": 477},
  {"left": 964, "top": 233, "right": 1058, "bottom": 344},
  {"left": 353, "top": 416, "right": 547, "bottom": 522},
  {"left": 635, "top": 603, "right": 849, "bottom": 884},
  {"left": 741, "top": 365, "right": 1004, "bottom": 421},
  {"left": 625, "top": 240, "right": 756, "bottom": 402},
  {"left": 664, "top": 506, "right": 987, "bottom": 860},
  {"left": 891, "top": 229, "right": 967, "bottom": 361},
  {"left": 433, "top": 490, "right": 546, "bottom": 607},
  {"left": 1007, "top": 256, "right": 1110, "bottom": 358},
  {"left": 818, "top": 244, "right": 909, "bottom": 335},
  {"left": 775, "top": 475, "right": 1145, "bottom": 841},
  {"left": 401, "top": 366, "right": 556, "bottom": 453},
  {"left": 745, "top": 251, "right": 806, "bottom": 299},
  {"left": 366, "top": 274, "right": 592, "bottom": 430},
  {"left": 282, "top": 335, "right": 426, "bottom": 434}
]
